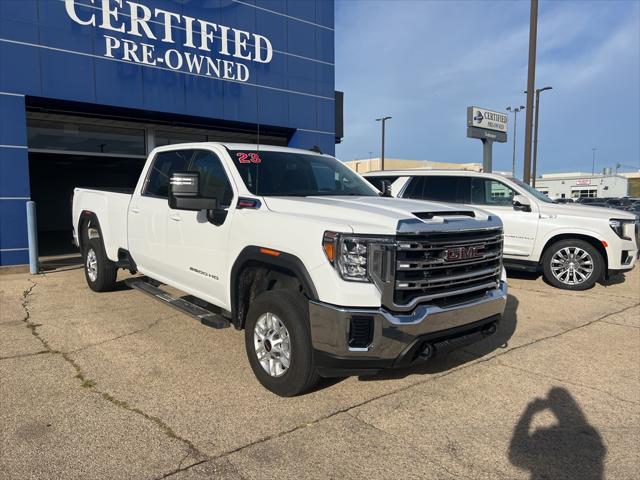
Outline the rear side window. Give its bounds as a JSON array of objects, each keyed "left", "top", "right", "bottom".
[
  {"left": 144, "top": 150, "right": 191, "bottom": 197},
  {"left": 403, "top": 176, "right": 470, "bottom": 203}
]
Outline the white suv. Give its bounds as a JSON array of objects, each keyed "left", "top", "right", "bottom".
[{"left": 364, "top": 170, "right": 639, "bottom": 290}]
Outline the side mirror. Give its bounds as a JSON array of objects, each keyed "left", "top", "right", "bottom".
[
  {"left": 169, "top": 172, "right": 218, "bottom": 211},
  {"left": 513, "top": 194, "right": 532, "bottom": 212},
  {"left": 380, "top": 180, "right": 393, "bottom": 197}
]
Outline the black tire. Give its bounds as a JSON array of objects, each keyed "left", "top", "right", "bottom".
[
  {"left": 541, "top": 239, "right": 604, "bottom": 290},
  {"left": 83, "top": 238, "right": 118, "bottom": 292},
  {"left": 244, "top": 289, "right": 319, "bottom": 397}
]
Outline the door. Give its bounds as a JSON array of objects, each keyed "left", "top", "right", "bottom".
[
  {"left": 166, "top": 149, "right": 236, "bottom": 308},
  {"left": 128, "top": 150, "right": 190, "bottom": 279},
  {"left": 469, "top": 178, "right": 539, "bottom": 257}
]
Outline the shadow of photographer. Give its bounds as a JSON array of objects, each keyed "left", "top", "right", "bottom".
[{"left": 509, "top": 387, "right": 606, "bottom": 480}]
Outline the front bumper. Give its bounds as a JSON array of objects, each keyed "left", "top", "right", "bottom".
[{"left": 309, "top": 281, "right": 508, "bottom": 376}]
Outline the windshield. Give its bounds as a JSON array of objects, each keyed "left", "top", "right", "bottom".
[
  {"left": 228, "top": 150, "right": 378, "bottom": 197},
  {"left": 508, "top": 177, "right": 554, "bottom": 203}
]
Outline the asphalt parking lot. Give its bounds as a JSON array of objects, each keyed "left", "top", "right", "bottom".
[{"left": 1, "top": 264, "right": 638, "bottom": 480}]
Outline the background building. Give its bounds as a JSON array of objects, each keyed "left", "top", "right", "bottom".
[
  {"left": 344, "top": 157, "right": 481, "bottom": 173},
  {"left": 0, "top": 0, "right": 336, "bottom": 267},
  {"left": 619, "top": 172, "right": 640, "bottom": 197},
  {"left": 534, "top": 172, "right": 630, "bottom": 199}
]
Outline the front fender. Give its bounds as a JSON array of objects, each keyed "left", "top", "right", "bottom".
[{"left": 533, "top": 226, "right": 608, "bottom": 261}]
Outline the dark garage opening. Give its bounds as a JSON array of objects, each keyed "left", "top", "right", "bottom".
[{"left": 29, "top": 152, "right": 145, "bottom": 257}]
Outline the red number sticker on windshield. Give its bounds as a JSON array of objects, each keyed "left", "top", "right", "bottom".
[{"left": 236, "top": 152, "right": 261, "bottom": 164}]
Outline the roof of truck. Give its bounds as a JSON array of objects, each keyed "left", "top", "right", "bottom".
[{"left": 152, "top": 142, "right": 333, "bottom": 157}]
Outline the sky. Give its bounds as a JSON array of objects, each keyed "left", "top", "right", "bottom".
[{"left": 334, "top": 0, "right": 640, "bottom": 176}]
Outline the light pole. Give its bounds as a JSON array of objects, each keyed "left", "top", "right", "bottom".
[
  {"left": 523, "top": 0, "right": 539, "bottom": 185},
  {"left": 506, "top": 106, "right": 525, "bottom": 177},
  {"left": 526, "top": 86, "right": 552, "bottom": 187},
  {"left": 592, "top": 147, "right": 597, "bottom": 176},
  {"left": 375, "top": 116, "right": 392, "bottom": 170}
]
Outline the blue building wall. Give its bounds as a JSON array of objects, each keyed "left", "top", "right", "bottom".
[{"left": 0, "top": 0, "right": 335, "bottom": 265}]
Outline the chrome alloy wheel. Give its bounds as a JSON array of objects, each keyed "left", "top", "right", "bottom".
[
  {"left": 86, "top": 248, "right": 98, "bottom": 282},
  {"left": 550, "top": 246, "right": 594, "bottom": 286},
  {"left": 253, "top": 312, "right": 291, "bottom": 377}
]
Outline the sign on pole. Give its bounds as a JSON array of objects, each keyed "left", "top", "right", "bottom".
[
  {"left": 466, "top": 106, "right": 508, "bottom": 172},
  {"left": 467, "top": 107, "right": 508, "bottom": 133}
]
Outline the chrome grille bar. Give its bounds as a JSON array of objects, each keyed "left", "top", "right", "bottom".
[
  {"left": 397, "top": 251, "right": 502, "bottom": 270},
  {"left": 397, "top": 269, "right": 501, "bottom": 290}
]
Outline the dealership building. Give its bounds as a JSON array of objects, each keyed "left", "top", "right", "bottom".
[
  {"left": 534, "top": 172, "right": 630, "bottom": 199},
  {"left": 0, "top": 0, "right": 336, "bottom": 266}
]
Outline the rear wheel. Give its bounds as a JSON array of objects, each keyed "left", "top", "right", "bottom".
[
  {"left": 542, "top": 239, "right": 604, "bottom": 290},
  {"left": 83, "top": 238, "right": 117, "bottom": 292},
  {"left": 244, "top": 289, "right": 319, "bottom": 397}
]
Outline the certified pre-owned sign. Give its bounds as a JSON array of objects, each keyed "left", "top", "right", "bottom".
[
  {"left": 64, "top": 0, "right": 273, "bottom": 83},
  {"left": 467, "top": 107, "right": 508, "bottom": 133}
]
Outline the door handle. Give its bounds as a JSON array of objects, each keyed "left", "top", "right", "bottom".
[
  {"left": 169, "top": 213, "right": 182, "bottom": 221},
  {"left": 130, "top": 205, "right": 140, "bottom": 214}
]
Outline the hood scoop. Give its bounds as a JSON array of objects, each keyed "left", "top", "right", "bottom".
[{"left": 413, "top": 211, "right": 476, "bottom": 220}]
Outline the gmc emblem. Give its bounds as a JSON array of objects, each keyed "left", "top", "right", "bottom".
[{"left": 441, "top": 245, "right": 485, "bottom": 262}]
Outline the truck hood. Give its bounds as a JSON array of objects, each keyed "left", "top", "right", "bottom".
[
  {"left": 262, "top": 196, "right": 498, "bottom": 234},
  {"left": 539, "top": 202, "right": 637, "bottom": 221}
]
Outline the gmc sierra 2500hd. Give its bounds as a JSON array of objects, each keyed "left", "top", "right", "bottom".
[{"left": 72, "top": 143, "right": 507, "bottom": 396}]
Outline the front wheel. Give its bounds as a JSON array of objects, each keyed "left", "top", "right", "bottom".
[
  {"left": 244, "top": 290, "right": 319, "bottom": 397},
  {"left": 541, "top": 239, "right": 604, "bottom": 290}
]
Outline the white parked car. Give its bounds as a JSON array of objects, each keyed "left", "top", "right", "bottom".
[
  {"left": 364, "top": 170, "right": 639, "bottom": 290},
  {"left": 72, "top": 144, "right": 508, "bottom": 396}
]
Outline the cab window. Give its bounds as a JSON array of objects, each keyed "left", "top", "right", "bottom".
[
  {"left": 189, "top": 150, "right": 234, "bottom": 207},
  {"left": 143, "top": 150, "right": 191, "bottom": 198},
  {"left": 143, "top": 149, "right": 233, "bottom": 206},
  {"left": 470, "top": 179, "right": 515, "bottom": 205}
]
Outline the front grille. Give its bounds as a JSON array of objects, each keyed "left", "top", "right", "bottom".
[{"left": 394, "top": 228, "right": 503, "bottom": 307}]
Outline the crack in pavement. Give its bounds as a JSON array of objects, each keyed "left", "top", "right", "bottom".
[
  {"left": 495, "top": 360, "right": 640, "bottom": 407},
  {"left": 0, "top": 350, "right": 51, "bottom": 361},
  {"left": 600, "top": 320, "right": 640, "bottom": 329},
  {"left": 65, "top": 315, "right": 167, "bottom": 355},
  {"left": 157, "top": 459, "right": 209, "bottom": 480},
  {"left": 18, "top": 279, "right": 209, "bottom": 472}
]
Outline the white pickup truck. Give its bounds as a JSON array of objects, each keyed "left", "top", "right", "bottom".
[
  {"left": 73, "top": 143, "right": 507, "bottom": 396},
  {"left": 364, "top": 170, "right": 639, "bottom": 290}
]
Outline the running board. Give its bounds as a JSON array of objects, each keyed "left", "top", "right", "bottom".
[{"left": 125, "top": 277, "right": 230, "bottom": 329}]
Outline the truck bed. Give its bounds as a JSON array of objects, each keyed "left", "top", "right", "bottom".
[
  {"left": 77, "top": 186, "right": 135, "bottom": 195},
  {"left": 72, "top": 187, "right": 133, "bottom": 261}
]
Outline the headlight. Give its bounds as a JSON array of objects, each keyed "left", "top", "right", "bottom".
[
  {"left": 322, "top": 231, "right": 392, "bottom": 282},
  {"left": 609, "top": 219, "right": 635, "bottom": 240}
]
